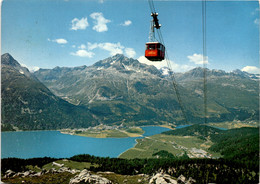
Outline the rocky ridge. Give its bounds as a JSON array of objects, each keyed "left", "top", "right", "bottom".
[{"left": 69, "top": 169, "right": 112, "bottom": 184}]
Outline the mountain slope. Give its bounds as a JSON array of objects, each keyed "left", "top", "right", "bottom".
[
  {"left": 35, "top": 54, "right": 222, "bottom": 125},
  {"left": 1, "top": 53, "right": 97, "bottom": 130},
  {"left": 174, "top": 67, "right": 259, "bottom": 122},
  {"left": 163, "top": 124, "right": 223, "bottom": 138},
  {"left": 209, "top": 127, "right": 259, "bottom": 164}
]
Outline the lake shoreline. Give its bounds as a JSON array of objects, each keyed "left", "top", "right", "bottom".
[{"left": 59, "top": 124, "right": 174, "bottom": 139}]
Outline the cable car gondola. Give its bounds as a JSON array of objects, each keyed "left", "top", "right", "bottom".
[
  {"left": 144, "top": 12, "right": 165, "bottom": 61},
  {"left": 145, "top": 42, "right": 165, "bottom": 61}
]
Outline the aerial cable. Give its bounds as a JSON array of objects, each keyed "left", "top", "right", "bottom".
[
  {"left": 147, "top": 0, "right": 189, "bottom": 124},
  {"left": 159, "top": 29, "right": 189, "bottom": 124},
  {"left": 151, "top": 0, "right": 156, "bottom": 13},
  {"left": 148, "top": 0, "right": 156, "bottom": 13},
  {"left": 202, "top": 0, "right": 208, "bottom": 125},
  {"left": 202, "top": 1, "right": 209, "bottom": 183}
]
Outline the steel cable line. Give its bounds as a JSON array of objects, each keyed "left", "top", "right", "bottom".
[
  {"left": 202, "top": 1, "right": 209, "bottom": 183},
  {"left": 202, "top": 0, "right": 208, "bottom": 125},
  {"left": 158, "top": 29, "right": 189, "bottom": 124},
  {"left": 148, "top": 0, "right": 156, "bottom": 13},
  {"left": 148, "top": 1, "right": 209, "bottom": 182},
  {"left": 147, "top": 0, "right": 189, "bottom": 124}
]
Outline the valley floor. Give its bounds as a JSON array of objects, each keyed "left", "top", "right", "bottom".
[{"left": 119, "top": 134, "right": 221, "bottom": 159}]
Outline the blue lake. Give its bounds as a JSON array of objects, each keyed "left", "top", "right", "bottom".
[{"left": 1, "top": 126, "right": 170, "bottom": 159}]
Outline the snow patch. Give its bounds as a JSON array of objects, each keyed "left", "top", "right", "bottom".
[
  {"left": 19, "top": 70, "right": 24, "bottom": 74},
  {"left": 97, "top": 67, "right": 104, "bottom": 70},
  {"left": 110, "top": 60, "right": 116, "bottom": 65},
  {"left": 160, "top": 67, "right": 171, "bottom": 76}
]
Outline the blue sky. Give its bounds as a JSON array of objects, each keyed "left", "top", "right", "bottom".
[{"left": 1, "top": 0, "right": 259, "bottom": 73}]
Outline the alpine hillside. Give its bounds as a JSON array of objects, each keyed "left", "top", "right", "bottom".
[
  {"left": 1, "top": 53, "right": 97, "bottom": 131},
  {"left": 174, "top": 67, "right": 259, "bottom": 122}
]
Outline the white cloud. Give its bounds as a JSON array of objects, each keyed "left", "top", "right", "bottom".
[
  {"left": 71, "top": 17, "right": 89, "bottom": 30},
  {"left": 87, "top": 42, "right": 99, "bottom": 50},
  {"left": 87, "top": 42, "right": 136, "bottom": 57},
  {"left": 21, "top": 63, "right": 40, "bottom": 72},
  {"left": 254, "top": 18, "right": 259, "bottom": 25},
  {"left": 78, "top": 44, "right": 87, "bottom": 49},
  {"left": 90, "top": 12, "right": 111, "bottom": 32},
  {"left": 125, "top": 48, "right": 136, "bottom": 58},
  {"left": 170, "top": 62, "right": 194, "bottom": 72},
  {"left": 121, "top": 20, "right": 132, "bottom": 26},
  {"left": 70, "top": 50, "right": 95, "bottom": 58},
  {"left": 99, "top": 0, "right": 104, "bottom": 3},
  {"left": 30, "top": 66, "right": 40, "bottom": 72},
  {"left": 138, "top": 56, "right": 168, "bottom": 68},
  {"left": 54, "top": 38, "right": 68, "bottom": 44},
  {"left": 88, "top": 42, "right": 124, "bottom": 55},
  {"left": 251, "top": 7, "right": 260, "bottom": 15},
  {"left": 241, "top": 66, "right": 260, "bottom": 74},
  {"left": 138, "top": 56, "right": 193, "bottom": 72},
  {"left": 48, "top": 38, "right": 68, "bottom": 44},
  {"left": 99, "top": 42, "right": 124, "bottom": 55},
  {"left": 187, "top": 53, "right": 209, "bottom": 65}
]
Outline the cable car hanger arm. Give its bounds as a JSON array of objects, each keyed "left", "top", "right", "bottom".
[{"left": 151, "top": 13, "right": 161, "bottom": 29}]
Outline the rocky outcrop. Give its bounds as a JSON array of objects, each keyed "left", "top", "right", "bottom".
[
  {"left": 149, "top": 173, "right": 178, "bottom": 184},
  {"left": 52, "top": 161, "right": 64, "bottom": 167},
  {"left": 3, "top": 166, "right": 81, "bottom": 179},
  {"left": 149, "top": 173, "right": 196, "bottom": 184},
  {"left": 177, "top": 174, "right": 196, "bottom": 184},
  {"left": 4, "top": 170, "right": 16, "bottom": 178},
  {"left": 69, "top": 169, "right": 112, "bottom": 184},
  {"left": 4, "top": 170, "right": 38, "bottom": 178}
]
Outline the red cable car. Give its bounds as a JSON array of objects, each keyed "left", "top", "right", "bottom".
[{"left": 145, "top": 42, "right": 165, "bottom": 61}]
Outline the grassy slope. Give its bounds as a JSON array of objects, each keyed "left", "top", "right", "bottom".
[
  {"left": 120, "top": 125, "right": 259, "bottom": 166},
  {"left": 119, "top": 134, "right": 221, "bottom": 159},
  {"left": 42, "top": 160, "right": 98, "bottom": 171},
  {"left": 208, "top": 121, "right": 258, "bottom": 129}
]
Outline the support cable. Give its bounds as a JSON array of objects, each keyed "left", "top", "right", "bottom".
[
  {"left": 148, "top": 0, "right": 156, "bottom": 13},
  {"left": 147, "top": 0, "right": 189, "bottom": 124},
  {"left": 158, "top": 29, "right": 189, "bottom": 124},
  {"left": 202, "top": 0, "right": 208, "bottom": 125},
  {"left": 202, "top": 1, "right": 209, "bottom": 183}
]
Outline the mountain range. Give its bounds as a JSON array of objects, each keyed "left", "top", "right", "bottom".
[{"left": 1, "top": 53, "right": 259, "bottom": 130}]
